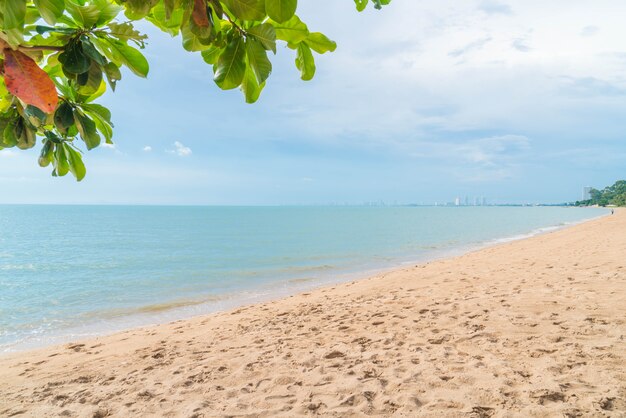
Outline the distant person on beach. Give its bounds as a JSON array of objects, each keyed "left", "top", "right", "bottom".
[{"left": 611, "top": 209, "right": 614, "bottom": 215}]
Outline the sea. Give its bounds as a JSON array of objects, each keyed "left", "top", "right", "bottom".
[{"left": 0, "top": 205, "right": 607, "bottom": 352}]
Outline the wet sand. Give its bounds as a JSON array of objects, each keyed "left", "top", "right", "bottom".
[{"left": 1, "top": 209, "right": 624, "bottom": 417}]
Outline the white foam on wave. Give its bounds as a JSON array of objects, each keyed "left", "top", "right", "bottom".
[
  {"left": 0, "top": 263, "right": 35, "bottom": 271},
  {"left": 486, "top": 212, "right": 608, "bottom": 246}
]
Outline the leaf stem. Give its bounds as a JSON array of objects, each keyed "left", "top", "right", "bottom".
[{"left": 213, "top": 1, "right": 246, "bottom": 37}]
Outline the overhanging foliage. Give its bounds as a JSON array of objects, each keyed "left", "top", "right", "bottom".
[{"left": 0, "top": 0, "right": 390, "bottom": 180}]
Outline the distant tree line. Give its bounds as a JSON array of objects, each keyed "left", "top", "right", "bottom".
[{"left": 575, "top": 180, "right": 626, "bottom": 207}]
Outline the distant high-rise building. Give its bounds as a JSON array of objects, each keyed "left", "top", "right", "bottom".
[
  {"left": 482, "top": 196, "right": 487, "bottom": 206},
  {"left": 582, "top": 186, "right": 592, "bottom": 201},
  {"left": 474, "top": 197, "right": 479, "bottom": 206},
  {"left": 464, "top": 196, "right": 469, "bottom": 206},
  {"left": 455, "top": 197, "right": 461, "bottom": 206}
]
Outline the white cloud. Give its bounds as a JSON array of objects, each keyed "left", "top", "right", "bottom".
[
  {"left": 280, "top": 0, "right": 626, "bottom": 145},
  {"left": 580, "top": 25, "right": 599, "bottom": 37},
  {"left": 448, "top": 37, "right": 492, "bottom": 58},
  {"left": 403, "top": 134, "right": 532, "bottom": 183},
  {"left": 143, "top": 146, "right": 152, "bottom": 152},
  {"left": 167, "top": 141, "right": 192, "bottom": 157},
  {"left": 511, "top": 38, "right": 531, "bottom": 52},
  {"left": 478, "top": 0, "right": 514, "bottom": 15},
  {"left": 100, "top": 142, "right": 125, "bottom": 155},
  {"left": 458, "top": 135, "right": 531, "bottom": 167}
]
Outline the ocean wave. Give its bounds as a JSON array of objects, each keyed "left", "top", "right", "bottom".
[
  {"left": 235, "top": 264, "right": 336, "bottom": 278},
  {"left": 0, "top": 263, "right": 35, "bottom": 271},
  {"left": 487, "top": 213, "right": 608, "bottom": 246},
  {"left": 287, "top": 277, "right": 317, "bottom": 284},
  {"left": 77, "top": 296, "right": 228, "bottom": 321}
]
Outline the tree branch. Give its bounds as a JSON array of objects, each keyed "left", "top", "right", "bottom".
[
  {"left": 20, "top": 45, "right": 64, "bottom": 52},
  {"left": 0, "top": 38, "right": 64, "bottom": 52}
]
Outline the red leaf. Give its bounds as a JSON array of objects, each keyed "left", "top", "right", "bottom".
[
  {"left": 192, "top": 0, "right": 210, "bottom": 27},
  {"left": 3, "top": 48, "right": 58, "bottom": 114}
]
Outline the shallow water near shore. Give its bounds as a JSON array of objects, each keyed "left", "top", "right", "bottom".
[{"left": 0, "top": 205, "right": 607, "bottom": 352}]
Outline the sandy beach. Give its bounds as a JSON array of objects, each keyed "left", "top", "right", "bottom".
[{"left": 1, "top": 210, "right": 624, "bottom": 417}]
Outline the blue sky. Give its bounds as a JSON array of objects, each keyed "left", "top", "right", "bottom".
[{"left": 1, "top": 0, "right": 625, "bottom": 205}]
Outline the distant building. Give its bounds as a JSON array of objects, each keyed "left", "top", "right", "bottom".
[
  {"left": 455, "top": 197, "right": 461, "bottom": 206},
  {"left": 482, "top": 196, "right": 487, "bottom": 206},
  {"left": 582, "top": 186, "right": 592, "bottom": 201},
  {"left": 464, "top": 196, "right": 469, "bottom": 206}
]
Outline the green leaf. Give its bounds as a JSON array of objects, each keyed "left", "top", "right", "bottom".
[
  {"left": 265, "top": 0, "right": 296, "bottom": 24},
  {"left": 95, "top": 37, "right": 149, "bottom": 77},
  {"left": 54, "top": 101, "right": 74, "bottom": 132},
  {"left": 82, "top": 103, "right": 113, "bottom": 143},
  {"left": 53, "top": 142, "right": 70, "bottom": 176},
  {"left": 354, "top": 0, "right": 368, "bottom": 12},
  {"left": 14, "top": 119, "right": 37, "bottom": 150},
  {"left": 34, "top": 25, "right": 75, "bottom": 35},
  {"left": 103, "top": 62, "right": 121, "bottom": 91},
  {"left": 245, "top": 39, "right": 272, "bottom": 84},
  {"left": 81, "top": 36, "right": 106, "bottom": 66},
  {"left": 38, "top": 139, "right": 54, "bottom": 167},
  {"left": 58, "top": 42, "right": 90, "bottom": 75},
  {"left": 147, "top": 1, "right": 185, "bottom": 36},
  {"left": 81, "top": 103, "right": 111, "bottom": 123},
  {"left": 74, "top": 110, "right": 100, "bottom": 150},
  {"left": 201, "top": 46, "right": 222, "bottom": 65},
  {"left": 80, "top": 77, "right": 107, "bottom": 103},
  {"left": 305, "top": 32, "right": 336, "bottom": 54},
  {"left": 181, "top": 24, "right": 212, "bottom": 52},
  {"left": 0, "top": 93, "right": 12, "bottom": 113},
  {"left": 240, "top": 65, "right": 265, "bottom": 104},
  {"left": 122, "top": 0, "right": 159, "bottom": 20},
  {"left": 295, "top": 43, "right": 315, "bottom": 81},
  {"left": 77, "top": 62, "right": 104, "bottom": 96},
  {"left": 188, "top": 13, "right": 214, "bottom": 41},
  {"left": 18, "top": 129, "right": 36, "bottom": 150},
  {"left": 33, "top": 0, "right": 65, "bottom": 25},
  {"left": 354, "top": 0, "right": 390, "bottom": 11},
  {"left": 247, "top": 23, "right": 276, "bottom": 54},
  {"left": 65, "top": 0, "right": 101, "bottom": 28},
  {"left": 163, "top": 0, "right": 180, "bottom": 20},
  {"left": 24, "top": 105, "right": 47, "bottom": 128},
  {"left": 2, "top": 0, "right": 26, "bottom": 47},
  {"left": 373, "top": 0, "right": 392, "bottom": 10},
  {"left": 92, "top": 0, "right": 123, "bottom": 26},
  {"left": 214, "top": 36, "right": 246, "bottom": 90},
  {"left": 2, "top": 119, "right": 19, "bottom": 148},
  {"left": 106, "top": 22, "right": 148, "bottom": 46},
  {"left": 273, "top": 15, "right": 309, "bottom": 44},
  {"left": 64, "top": 143, "right": 86, "bottom": 181},
  {"left": 222, "top": 0, "right": 266, "bottom": 21}
]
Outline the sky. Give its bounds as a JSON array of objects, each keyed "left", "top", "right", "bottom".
[{"left": 1, "top": 0, "right": 625, "bottom": 205}]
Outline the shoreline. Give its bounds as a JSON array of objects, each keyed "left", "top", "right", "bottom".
[
  {"left": 0, "top": 209, "right": 608, "bottom": 354},
  {"left": 1, "top": 209, "right": 624, "bottom": 417}
]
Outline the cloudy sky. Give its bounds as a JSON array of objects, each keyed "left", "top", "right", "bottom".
[{"left": 1, "top": 0, "right": 625, "bottom": 204}]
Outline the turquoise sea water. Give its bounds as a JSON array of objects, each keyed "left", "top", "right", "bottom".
[{"left": 0, "top": 205, "right": 607, "bottom": 351}]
